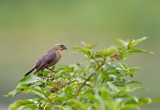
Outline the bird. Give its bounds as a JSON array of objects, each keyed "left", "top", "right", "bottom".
[{"left": 24, "top": 44, "right": 67, "bottom": 77}]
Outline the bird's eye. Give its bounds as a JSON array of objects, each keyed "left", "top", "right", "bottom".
[
  {"left": 61, "top": 45, "right": 67, "bottom": 50},
  {"left": 61, "top": 45, "right": 64, "bottom": 48}
]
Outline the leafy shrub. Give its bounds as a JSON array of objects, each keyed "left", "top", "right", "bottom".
[{"left": 6, "top": 37, "right": 159, "bottom": 110}]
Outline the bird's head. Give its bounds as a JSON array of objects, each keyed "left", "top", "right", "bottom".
[{"left": 55, "top": 44, "right": 67, "bottom": 51}]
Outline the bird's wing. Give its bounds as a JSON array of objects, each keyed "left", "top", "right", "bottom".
[{"left": 36, "top": 51, "right": 56, "bottom": 71}]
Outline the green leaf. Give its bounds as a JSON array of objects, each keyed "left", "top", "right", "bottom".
[
  {"left": 22, "top": 104, "right": 38, "bottom": 110},
  {"left": 17, "top": 75, "right": 39, "bottom": 87},
  {"left": 79, "top": 49, "right": 91, "bottom": 58},
  {"left": 54, "top": 105, "right": 72, "bottom": 110},
  {"left": 127, "top": 48, "right": 153, "bottom": 55},
  {"left": 126, "top": 80, "right": 142, "bottom": 84},
  {"left": 5, "top": 88, "right": 22, "bottom": 97},
  {"left": 151, "top": 99, "right": 160, "bottom": 103},
  {"left": 130, "top": 37, "right": 148, "bottom": 47},
  {"left": 64, "top": 85, "right": 74, "bottom": 98},
  {"left": 139, "top": 97, "right": 152, "bottom": 107},
  {"left": 115, "top": 38, "right": 129, "bottom": 47},
  {"left": 49, "top": 93, "right": 56, "bottom": 100},
  {"left": 8, "top": 100, "right": 34, "bottom": 110},
  {"left": 90, "top": 43, "right": 98, "bottom": 49},
  {"left": 81, "top": 42, "right": 87, "bottom": 46},
  {"left": 121, "top": 104, "right": 138, "bottom": 110},
  {"left": 20, "top": 87, "right": 48, "bottom": 100},
  {"left": 67, "top": 99, "right": 86, "bottom": 109},
  {"left": 64, "top": 85, "right": 73, "bottom": 93},
  {"left": 127, "top": 67, "right": 141, "bottom": 78}
]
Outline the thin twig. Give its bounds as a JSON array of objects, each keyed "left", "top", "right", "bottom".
[
  {"left": 75, "top": 51, "right": 104, "bottom": 99},
  {"left": 74, "top": 73, "right": 94, "bottom": 99},
  {"left": 46, "top": 97, "right": 54, "bottom": 110},
  {"left": 74, "top": 53, "right": 121, "bottom": 99}
]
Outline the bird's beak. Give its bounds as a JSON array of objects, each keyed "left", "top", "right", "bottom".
[{"left": 62, "top": 46, "right": 67, "bottom": 50}]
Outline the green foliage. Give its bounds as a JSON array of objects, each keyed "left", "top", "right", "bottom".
[{"left": 6, "top": 37, "right": 159, "bottom": 110}]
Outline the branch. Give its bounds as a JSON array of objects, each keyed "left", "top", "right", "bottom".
[
  {"left": 46, "top": 97, "right": 54, "bottom": 110},
  {"left": 75, "top": 52, "right": 105, "bottom": 99},
  {"left": 74, "top": 73, "right": 94, "bottom": 99},
  {"left": 106, "top": 54, "right": 120, "bottom": 62},
  {"left": 74, "top": 52, "right": 120, "bottom": 99}
]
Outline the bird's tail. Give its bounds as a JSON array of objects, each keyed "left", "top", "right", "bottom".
[{"left": 24, "top": 66, "right": 37, "bottom": 77}]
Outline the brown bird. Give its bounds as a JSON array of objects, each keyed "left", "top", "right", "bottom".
[{"left": 24, "top": 44, "right": 67, "bottom": 77}]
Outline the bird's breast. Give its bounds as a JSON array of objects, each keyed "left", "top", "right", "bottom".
[
  {"left": 55, "top": 50, "right": 62, "bottom": 60},
  {"left": 48, "top": 50, "right": 62, "bottom": 66}
]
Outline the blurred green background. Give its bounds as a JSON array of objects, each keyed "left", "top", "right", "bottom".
[{"left": 0, "top": 0, "right": 160, "bottom": 110}]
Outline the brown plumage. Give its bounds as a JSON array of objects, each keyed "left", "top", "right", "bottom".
[{"left": 24, "top": 44, "right": 67, "bottom": 76}]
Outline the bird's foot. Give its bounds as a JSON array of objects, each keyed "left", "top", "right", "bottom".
[
  {"left": 42, "top": 71, "right": 47, "bottom": 79},
  {"left": 42, "top": 76, "right": 47, "bottom": 79}
]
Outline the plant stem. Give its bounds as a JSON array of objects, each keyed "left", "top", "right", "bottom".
[
  {"left": 74, "top": 51, "right": 120, "bottom": 99},
  {"left": 74, "top": 73, "right": 94, "bottom": 99},
  {"left": 75, "top": 52, "right": 105, "bottom": 99},
  {"left": 46, "top": 97, "right": 54, "bottom": 110}
]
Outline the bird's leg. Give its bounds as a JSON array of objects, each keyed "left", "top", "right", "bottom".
[
  {"left": 46, "top": 67, "right": 51, "bottom": 71},
  {"left": 42, "top": 70, "right": 44, "bottom": 77},
  {"left": 42, "top": 70, "right": 46, "bottom": 79},
  {"left": 51, "top": 66, "right": 56, "bottom": 73}
]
